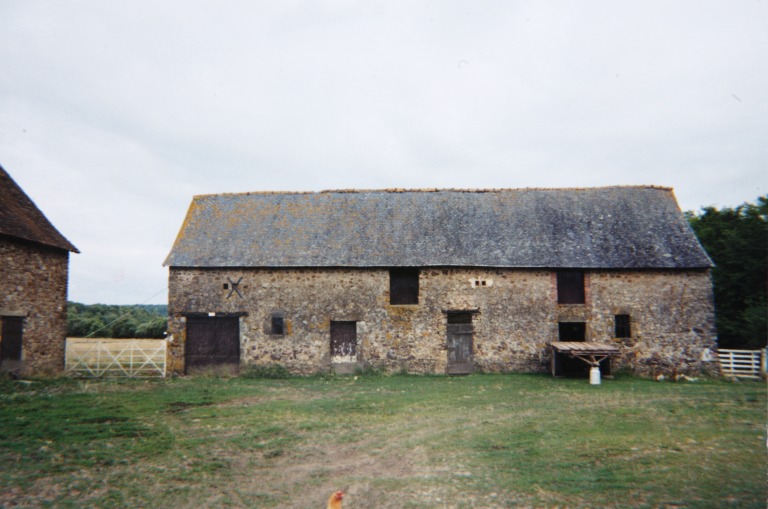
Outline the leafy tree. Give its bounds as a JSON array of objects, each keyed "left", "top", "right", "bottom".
[
  {"left": 135, "top": 317, "right": 167, "bottom": 338},
  {"left": 67, "top": 303, "right": 168, "bottom": 339},
  {"left": 687, "top": 196, "right": 767, "bottom": 349},
  {"left": 111, "top": 317, "right": 140, "bottom": 338}
]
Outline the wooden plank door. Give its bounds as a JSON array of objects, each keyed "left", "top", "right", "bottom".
[
  {"left": 446, "top": 312, "right": 474, "bottom": 374},
  {"left": 185, "top": 316, "right": 240, "bottom": 373},
  {"left": 330, "top": 321, "right": 357, "bottom": 363},
  {"left": 0, "top": 316, "right": 24, "bottom": 365}
]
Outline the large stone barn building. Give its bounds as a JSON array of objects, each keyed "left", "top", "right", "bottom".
[
  {"left": 163, "top": 186, "right": 716, "bottom": 377},
  {"left": 0, "top": 165, "right": 79, "bottom": 376}
]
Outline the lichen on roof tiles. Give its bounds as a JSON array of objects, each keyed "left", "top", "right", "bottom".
[{"left": 163, "top": 186, "right": 712, "bottom": 269}]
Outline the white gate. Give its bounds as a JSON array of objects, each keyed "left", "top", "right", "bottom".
[
  {"left": 717, "top": 348, "right": 766, "bottom": 379},
  {"left": 65, "top": 338, "right": 167, "bottom": 378}
]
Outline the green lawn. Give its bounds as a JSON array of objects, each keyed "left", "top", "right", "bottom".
[{"left": 0, "top": 373, "right": 765, "bottom": 508}]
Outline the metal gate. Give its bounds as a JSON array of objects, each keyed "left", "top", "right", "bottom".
[
  {"left": 185, "top": 316, "right": 240, "bottom": 372},
  {"left": 446, "top": 312, "right": 474, "bottom": 374},
  {"left": 65, "top": 339, "right": 167, "bottom": 378}
]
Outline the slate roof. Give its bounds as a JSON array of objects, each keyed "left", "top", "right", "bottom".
[
  {"left": 164, "top": 186, "right": 712, "bottom": 269},
  {"left": 0, "top": 165, "right": 79, "bottom": 253}
]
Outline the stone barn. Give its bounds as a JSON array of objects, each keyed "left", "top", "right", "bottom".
[
  {"left": 163, "top": 186, "right": 716, "bottom": 377},
  {"left": 0, "top": 165, "right": 79, "bottom": 376}
]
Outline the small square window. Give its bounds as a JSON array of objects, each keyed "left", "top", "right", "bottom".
[
  {"left": 271, "top": 315, "right": 285, "bottom": 335},
  {"left": 615, "top": 315, "right": 631, "bottom": 338},
  {"left": 223, "top": 283, "right": 229, "bottom": 290}
]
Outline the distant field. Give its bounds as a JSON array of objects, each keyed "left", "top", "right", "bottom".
[{"left": 0, "top": 373, "right": 765, "bottom": 508}]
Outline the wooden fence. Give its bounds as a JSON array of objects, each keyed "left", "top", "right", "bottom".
[
  {"left": 717, "top": 348, "right": 766, "bottom": 379},
  {"left": 65, "top": 338, "right": 167, "bottom": 378}
]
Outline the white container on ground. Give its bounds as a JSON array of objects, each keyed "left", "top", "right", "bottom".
[{"left": 589, "top": 366, "right": 601, "bottom": 385}]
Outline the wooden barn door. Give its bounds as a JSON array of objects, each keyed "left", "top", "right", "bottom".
[
  {"left": 446, "top": 312, "right": 474, "bottom": 375},
  {"left": 0, "top": 316, "right": 24, "bottom": 367},
  {"left": 185, "top": 316, "right": 240, "bottom": 373}
]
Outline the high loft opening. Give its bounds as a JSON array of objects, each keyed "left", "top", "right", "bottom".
[
  {"left": 557, "top": 270, "right": 585, "bottom": 304},
  {"left": 390, "top": 268, "right": 419, "bottom": 305}
]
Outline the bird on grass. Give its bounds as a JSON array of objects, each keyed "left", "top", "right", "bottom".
[{"left": 327, "top": 490, "right": 344, "bottom": 509}]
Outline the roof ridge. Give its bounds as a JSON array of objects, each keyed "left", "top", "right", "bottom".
[{"left": 194, "top": 185, "right": 673, "bottom": 199}]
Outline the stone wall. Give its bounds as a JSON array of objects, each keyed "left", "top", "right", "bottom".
[
  {"left": 587, "top": 270, "right": 718, "bottom": 376},
  {"left": 0, "top": 237, "right": 71, "bottom": 375},
  {"left": 167, "top": 267, "right": 716, "bottom": 377}
]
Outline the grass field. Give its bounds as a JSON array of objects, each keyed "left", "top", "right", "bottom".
[{"left": 0, "top": 372, "right": 765, "bottom": 508}]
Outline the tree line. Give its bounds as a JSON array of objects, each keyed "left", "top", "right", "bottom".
[
  {"left": 687, "top": 195, "right": 767, "bottom": 350},
  {"left": 67, "top": 302, "right": 167, "bottom": 339}
]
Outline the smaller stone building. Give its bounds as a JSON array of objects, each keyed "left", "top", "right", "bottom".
[
  {"left": 0, "top": 165, "right": 79, "bottom": 376},
  {"left": 164, "top": 187, "right": 716, "bottom": 377}
]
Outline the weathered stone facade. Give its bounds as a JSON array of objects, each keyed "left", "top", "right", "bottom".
[
  {"left": 0, "top": 237, "right": 71, "bottom": 375},
  {"left": 167, "top": 266, "right": 716, "bottom": 377}
]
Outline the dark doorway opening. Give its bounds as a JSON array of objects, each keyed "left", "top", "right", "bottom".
[
  {"left": 554, "top": 321, "right": 611, "bottom": 377},
  {"left": 0, "top": 316, "right": 24, "bottom": 367}
]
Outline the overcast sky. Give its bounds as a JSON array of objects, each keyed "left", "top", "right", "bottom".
[{"left": 1, "top": 1, "right": 766, "bottom": 305}]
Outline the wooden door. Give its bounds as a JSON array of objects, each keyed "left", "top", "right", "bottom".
[
  {"left": 330, "top": 321, "right": 357, "bottom": 362},
  {"left": 446, "top": 312, "right": 473, "bottom": 374},
  {"left": 185, "top": 316, "right": 240, "bottom": 373},
  {"left": 0, "top": 316, "right": 23, "bottom": 364}
]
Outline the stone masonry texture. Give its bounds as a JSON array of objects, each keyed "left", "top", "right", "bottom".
[
  {"left": 167, "top": 267, "right": 717, "bottom": 377},
  {"left": 0, "top": 237, "right": 70, "bottom": 375}
]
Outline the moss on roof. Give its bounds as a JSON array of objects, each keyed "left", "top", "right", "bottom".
[{"left": 164, "top": 186, "right": 711, "bottom": 269}]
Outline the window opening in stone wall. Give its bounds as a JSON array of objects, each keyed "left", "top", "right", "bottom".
[
  {"left": 557, "top": 270, "right": 585, "bottom": 304},
  {"left": 271, "top": 315, "right": 285, "bottom": 335},
  {"left": 615, "top": 314, "right": 631, "bottom": 338},
  {"left": 447, "top": 311, "right": 473, "bottom": 324},
  {"left": 558, "top": 322, "right": 586, "bottom": 341},
  {"left": 390, "top": 268, "right": 419, "bottom": 304}
]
